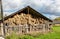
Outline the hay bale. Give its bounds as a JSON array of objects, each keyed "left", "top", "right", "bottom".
[{"left": 4, "top": 13, "right": 46, "bottom": 26}]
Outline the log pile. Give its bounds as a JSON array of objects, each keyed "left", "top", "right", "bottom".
[{"left": 4, "top": 13, "right": 47, "bottom": 26}]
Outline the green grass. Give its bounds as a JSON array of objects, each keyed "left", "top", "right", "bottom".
[
  {"left": 5, "top": 26, "right": 60, "bottom": 39},
  {"left": 53, "top": 26, "right": 60, "bottom": 32}
]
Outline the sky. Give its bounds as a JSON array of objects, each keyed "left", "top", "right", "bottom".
[{"left": 2, "top": 0, "right": 60, "bottom": 20}]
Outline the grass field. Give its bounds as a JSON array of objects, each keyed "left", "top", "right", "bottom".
[{"left": 5, "top": 26, "right": 60, "bottom": 39}]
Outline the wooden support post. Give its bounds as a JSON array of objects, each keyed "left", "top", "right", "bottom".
[
  {"left": 1, "top": 23, "right": 4, "bottom": 36},
  {"left": 48, "top": 23, "right": 49, "bottom": 31},
  {"left": 28, "top": 6, "right": 29, "bottom": 24},
  {"left": 25, "top": 7, "right": 30, "bottom": 33},
  {"left": 42, "top": 24, "right": 45, "bottom": 33},
  {"left": 1, "top": 0, "right": 5, "bottom": 37},
  {"left": 20, "top": 25, "right": 22, "bottom": 33},
  {"left": 25, "top": 24, "right": 29, "bottom": 33}
]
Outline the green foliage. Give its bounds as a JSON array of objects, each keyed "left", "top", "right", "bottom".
[
  {"left": 5, "top": 34, "right": 34, "bottom": 39},
  {"left": 5, "top": 33, "right": 19, "bottom": 39},
  {"left": 5, "top": 26, "right": 60, "bottom": 39}
]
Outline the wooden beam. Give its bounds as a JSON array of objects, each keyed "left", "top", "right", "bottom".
[{"left": 0, "top": 0, "right": 5, "bottom": 37}]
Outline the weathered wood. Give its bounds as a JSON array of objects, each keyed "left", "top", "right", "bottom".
[
  {"left": 0, "top": 23, "right": 4, "bottom": 36},
  {"left": 1, "top": 13, "right": 52, "bottom": 35}
]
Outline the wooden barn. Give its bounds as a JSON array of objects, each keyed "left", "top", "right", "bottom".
[{"left": 0, "top": 6, "right": 52, "bottom": 35}]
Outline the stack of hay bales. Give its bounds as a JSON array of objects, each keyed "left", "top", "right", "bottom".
[{"left": 4, "top": 13, "right": 46, "bottom": 26}]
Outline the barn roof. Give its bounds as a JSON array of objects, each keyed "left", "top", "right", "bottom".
[{"left": 1, "top": 6, "right": 52, "bottom": 22}]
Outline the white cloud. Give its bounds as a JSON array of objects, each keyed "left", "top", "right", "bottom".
[
  {"left": 30, "top": 0, "right": 60, "bottom": 16},
  {"left": 49, "top": 15, "right": 59, "bottom": 19},
  {"left": 47, "top": 0, "right": 60, "bottom": 13},
  {"left": 2, "top": 0, "right": 60, "bottom": 19},
  {"left": 2, "top": 0, "right": 26, "bottom": 12},
  {"left": 2, "top": 0, "right": 30, "bottom": 17},
  {"left": 31, "top": 0, "right": 53, "bottom": 6},
  {"left": 3, "top": 12, "right": 14, "bottom": 16},
  {"left": 43, "top": 14, "right": 59, "bottom": 19}
]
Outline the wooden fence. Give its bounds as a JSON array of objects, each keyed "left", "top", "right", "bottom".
[
  {"left": 0, "top": 24, "right": 52, "bottom": 36},
  {"left": 4, "top": 24, "right": 51, "bottom": 35}
]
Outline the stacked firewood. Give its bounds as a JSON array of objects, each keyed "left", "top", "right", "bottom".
[{"left": 4, "top": 13, "right": 46, "bottom": 26}]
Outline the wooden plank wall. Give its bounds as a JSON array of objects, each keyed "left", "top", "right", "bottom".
[{"left": 4, "top": 24, "right": 52, "bottom": 35}]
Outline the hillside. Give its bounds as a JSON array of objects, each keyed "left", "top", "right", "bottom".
[{"left": 54, "top": 17, "right": 60, "bottom": 21}]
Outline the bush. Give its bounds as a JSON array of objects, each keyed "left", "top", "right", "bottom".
[
  {"left": 5, "top": 33, "right": 34, "bottom": 39},
  {"left": 5, "top": 33, "right": 19, "bottom": 39}
]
